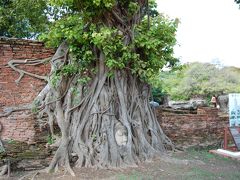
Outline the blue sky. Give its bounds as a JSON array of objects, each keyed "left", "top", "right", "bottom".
[{"left": 156, "top": 0, "right": 240, "bottom": 67}]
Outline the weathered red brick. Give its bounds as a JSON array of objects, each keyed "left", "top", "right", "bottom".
[
  {"left": 156, "top": 108, "right": 228, "bottom": 148},
  {"left": 0, "top": 37, "right": 54, "bottom": 143}
]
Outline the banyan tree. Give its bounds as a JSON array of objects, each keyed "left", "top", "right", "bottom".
[{"left": 34, "top": 0, "right": 178, "bottom": 175}]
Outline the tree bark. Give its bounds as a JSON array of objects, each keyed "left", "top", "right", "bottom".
[{"left": 33, "top": 42, "right": 174, "bottom": 175}]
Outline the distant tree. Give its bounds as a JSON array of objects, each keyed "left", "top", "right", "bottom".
[
  {"left": 160, "top": 63, "right": 240, "bottom": 100},
  {"left": 0, "top": 0, "right": 49, "bottom": 38},
  {"left": 235, "top": 0, "right": 240, "bottom": 5}
]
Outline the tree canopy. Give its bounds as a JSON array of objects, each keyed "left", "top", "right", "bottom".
[
  {"left": 40, "top": 0, "right": 178, "bottom": 82},
  {"left": 0, "top": 0, "right": 50, "bottom": 38},
  {"left": 159, "top": 62, "right": 240, "bottom": 100},
  {"left": 235, "top": 0, "right": 240, "bottom": 6}
]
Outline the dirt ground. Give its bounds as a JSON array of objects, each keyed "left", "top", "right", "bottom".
[{"left": 1, "top": 148, "right": 240, "bottom": 180}]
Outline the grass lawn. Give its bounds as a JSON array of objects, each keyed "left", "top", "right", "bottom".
[{"left": 114, "top": 147, "right": 240, "bottom": 180}]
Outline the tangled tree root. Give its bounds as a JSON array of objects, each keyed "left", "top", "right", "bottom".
[
  {"left": 31, "top": 42, "right": 174, "bottom": 176},
  {"left": 3, "top": 41, "right": 175, "bottom": 176},
  {"left": 7, "top": 57, "right": 51, "bottom": 84},
  {"left": 0, "top": 160, "right": 10, "bottom": 177},
  {"left": 0, "top": 123, "right": 10, "bottom": 177}
]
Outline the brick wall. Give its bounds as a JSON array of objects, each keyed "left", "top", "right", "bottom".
[
  {"left": 156, "top": 107, "right": 229, "bottom": 148},
  {"left": 0, "top": 37, "right": 54, "bottom": 143},
  {"left": 0, "top": 37, "right": 230, "bottom": 147}
]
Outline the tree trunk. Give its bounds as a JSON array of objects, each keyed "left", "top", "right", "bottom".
[{"left": 34, "top": 42, "right": 173, "bottom": 174}]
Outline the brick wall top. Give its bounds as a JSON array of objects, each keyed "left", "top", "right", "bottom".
[
  {"left": 0, "top": 36, "right": 44, "bottom": 46},
  {"left": 197, "top": 107, "right": 218, "bottom": 116},
  {"left": 156, "top": 107, "right": 229, "bottom": 148}
]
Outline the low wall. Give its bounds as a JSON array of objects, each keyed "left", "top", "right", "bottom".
[
  {"left": 0, "top": 37, "right": 54, "bottom": 143},
  {"left": 156, "top": 107, "right": 229, "bottom": 148}
]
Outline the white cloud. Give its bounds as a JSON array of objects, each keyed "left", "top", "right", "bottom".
[{"left": 156, "top": 0, "right": 240, "bottom": 67}]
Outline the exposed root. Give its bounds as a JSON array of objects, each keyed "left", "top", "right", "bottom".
[
  {"left": 28, "top": 2, "right": 176, "bottom": 171},
  {"left": 2, "top": 36, "right": 176, "bottom": 177},
  {"left": 2, "top": 1, "right": 175, "bottom": 176},
  {"left": 0, "top": 123, "right": 4, "bottom": 152},
  {"left": 18, "top": 169, "right": 46, "bottom": 180},
  {"left": 0, "top": 164, "right": 8, "bottom": 176},
  {"left": 0, "top": 160, "right": 10, "bottom": 177},
  {"left": 31, "top": 171, "right": 39, "bottom": 180},
  {"left": 32, "top": 42, "right": 174, "bottom": 175},
  {"left": 0, "top": 123, "right": 10, "bottom": 177},
  {"left": 0, "top": 104, "right": 31, "bottom": 118},
  {"left": 7, "top": 58, "right": 51, "bottom": 84}
]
